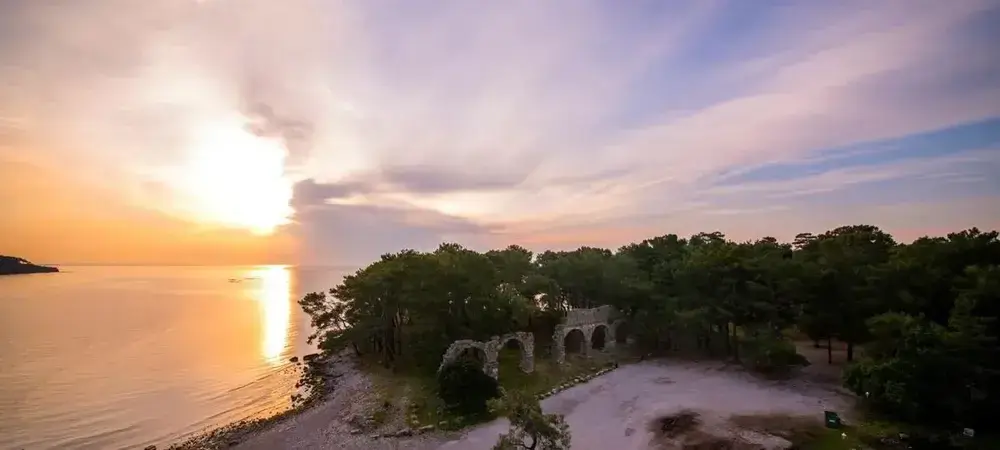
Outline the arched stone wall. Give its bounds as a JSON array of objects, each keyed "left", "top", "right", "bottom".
[
  {"left": 553, "top": 306, "right": 625, "bottom": 364},
  {"left": 610, "top": 319, "right": 628, "bottom": 348},
  {"left": 492, "top": 332, "right": 535, "bottom": 373},
  {"left": 591, "top": 324, "right": 608, "bottom": 350},
  {"left": 439, "top": 332, "right": 535, "bottom": 379},
  {"left": 564, "top": 328, "right": 587, "bottom": 355},
  {"left": 438, "top": 340, "right": 492, "bottom": 376},
  {"left": 554, "top": 323, "right": 606, "bottom": 364}
]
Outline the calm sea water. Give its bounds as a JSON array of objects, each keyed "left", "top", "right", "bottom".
[{"left": 0, "top": 265, "right": 349, "bottom": 450}]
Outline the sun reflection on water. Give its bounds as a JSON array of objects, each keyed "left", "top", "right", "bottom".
[{"left": 250, "top": 266, "right": 291, "bottom": 365}]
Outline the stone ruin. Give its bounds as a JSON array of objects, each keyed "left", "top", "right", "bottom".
[
  {"left": 552, "top": 305, "right": 627, "bottom": 364},
  {"left": 437, "top": 332, "right": 535, "bottom": 379},
  {"left": 438, "top": 306, "right": 630, "bottom": 379}
]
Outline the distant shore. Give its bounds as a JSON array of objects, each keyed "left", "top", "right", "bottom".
[{"left": 0, "top": 255, "right": 59, "bottom": 276}]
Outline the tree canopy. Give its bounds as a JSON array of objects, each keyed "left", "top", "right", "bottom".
[{"left": 300, "top": 226, "right": 1000, "bottom": 428}]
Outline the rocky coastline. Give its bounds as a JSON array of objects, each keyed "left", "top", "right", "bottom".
[
  {"left": 159, "top": 350, "right": 446, "bottom": 450},
  {"left": 0, "top": 255, "right": 59, "bottom": 275}
]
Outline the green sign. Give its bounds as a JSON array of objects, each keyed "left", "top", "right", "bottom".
[{"left": 824, "top": 411, "right": 842, "bottom": 429}]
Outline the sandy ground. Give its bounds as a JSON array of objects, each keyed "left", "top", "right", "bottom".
[
  {"left": 233, "top": 356, "right": 447, "bottom": 450},
  {"left": 437, "top": 360, "right": 853, "bottom": 450},
  {"left": 233, "top": 358, "right": 853, "bottom": 450}
]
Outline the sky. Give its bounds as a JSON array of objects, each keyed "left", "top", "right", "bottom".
[{"left": 1, "top": 0, "right": 999, "bottom": 266}]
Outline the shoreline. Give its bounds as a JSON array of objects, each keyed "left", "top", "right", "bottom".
[
  {"left": 164, "top": 351, "right": 448, "bottom": 450},
  {"left": 163, "top": 352, "right": 343, "bottom": 450}
]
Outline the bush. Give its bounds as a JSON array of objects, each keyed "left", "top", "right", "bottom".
[
  {"left": 489, "top": 391, "right": 571, "bottom": 450},
  {"left": 741, "top": 334, "right": 809, "bottom": 376},
  {"left": 437, "top": 359, "right": 500, "bottom": 416},
  {"left": 843, "top": 311, "right": 996, "bottom": 429}
]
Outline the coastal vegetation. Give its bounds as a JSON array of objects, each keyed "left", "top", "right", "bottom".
[{"left": 299, "top": 225, "right": 999, "bottom": 446}]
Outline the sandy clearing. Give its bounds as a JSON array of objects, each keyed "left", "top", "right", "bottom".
[
  {"left": 230, "top": 358, "right": 853, "bottom": 450},
  {"left": 437, "top": 360, "right": 853, "bottom": 450}
]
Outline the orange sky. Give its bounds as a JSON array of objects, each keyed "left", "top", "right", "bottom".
[
  {"left": 2, "top": 158, "right": 293, "bottom": 265},
  {"left": 2, "top": 1, "right": 998, "bottom": 266}
]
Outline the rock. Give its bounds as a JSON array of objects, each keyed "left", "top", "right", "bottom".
[
  {"left": 349, "top": 429, "right": 362, "bottom": 435},
  {"left": 228, "top": 441, "right": 239, "bottom": 447},
  {"left": 0, "top": 255, "right": 59, "bottom": 275},
  {"left": 418, "top": 424, "right": 435, "bottom": 433},
  {"left": 144, "top": 446, "right": 156, "bottom": 450},
  {"left": 396, "top": 428, "right": 414, "bottom": 437},
  {"left": 303, "top": 353, "right": 320, "bottom": 362},
  {"left": 289, "top": 356, "right": 299, "bottom": 363}
]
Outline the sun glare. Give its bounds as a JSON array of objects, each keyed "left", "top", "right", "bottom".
[
  {"left": 253, "top": 265, "right": 291, "bottom": 365},
  {"left": 179, "top": 118, "right": 293, "bottom": 234}
]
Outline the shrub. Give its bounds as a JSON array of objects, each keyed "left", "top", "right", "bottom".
[
  {"left": 489, "top": 391, "right": 571, "bottom": 450},
  {"left": 843, "top": 310, "right": 996, "bottom": 429},
  {"left": 741, "top": 334, "right": 809, "bottom": 376},
  {"left": 437, "top": 359, "right": 500, "bottom": 416}
]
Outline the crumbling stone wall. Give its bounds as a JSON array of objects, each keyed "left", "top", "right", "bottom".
[
  {"left": 440, "top": 306, "right": 627, "bottom": 371},
  {"left": 493, "top": 332, "right": 535, "bottom": 373},
  {"left": 438, "top": 332, "right": 535, "bottom": 379},
  {"left": 438, "top": 340, "right": 492, "bottom": 375},
  {"left": 563, "top": 304, "right": 615, "bottom": 327},
  {"left": 553, "top": 306, "right": 625, "bottom": 364}
]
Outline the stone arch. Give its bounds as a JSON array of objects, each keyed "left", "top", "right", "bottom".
[
  {"left": 458, "top": 346, "right": 487, "bottom": 364},
  {"left": 612, "top": 320, "right": 628, "bottom": 344},
  {"left": 439, "top": 340, "right": 491, "bottom": 376},
  {"left": 493, "top": 332, "right": 535, "bottom": 374},
  {"left": 563, "top": 328, "right": 586, "bottom": 357},
  {"left": 440, "top": 333, "right": 536, "bottom": 380},
  {"left": 590, "top": 324, "right": 608, "bottom": 350}
]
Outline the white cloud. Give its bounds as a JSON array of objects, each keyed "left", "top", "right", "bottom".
[{"left": 2, "top": 0, "right": 999, "bottom": 262}]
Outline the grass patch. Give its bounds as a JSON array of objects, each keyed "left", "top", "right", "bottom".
[
  {"left": 727, "top": 413, "right": 871, "bottom": 450},
  {"left": 364, "top": 351, "right": 618, "bottom": 431},
  {"left": 728, "top": 413, "right": 1000, "bottom": 450}
]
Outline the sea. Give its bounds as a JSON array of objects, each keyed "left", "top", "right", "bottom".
[{"left": 0, "top": 265, "right": 351, "bottom": 450}]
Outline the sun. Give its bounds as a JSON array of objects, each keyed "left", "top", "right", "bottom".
[{"left": 177, "top": 118, "right": 294, "bottom": 234}]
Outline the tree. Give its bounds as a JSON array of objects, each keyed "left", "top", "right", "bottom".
[
  {"left": 810, "top": 225, "right": 897, "bottom": 361},
  {"left": 490, "top": 392, "right": 571, "bottom": 450},
  {"left": 438, "top": 359, "right": 501, "bottom": 416},
  {"left": 296, "top": 223, "right": 1000, "bottom": 432}
]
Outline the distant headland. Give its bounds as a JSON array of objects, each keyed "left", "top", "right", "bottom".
[{"left": 0, "top": 256, "right": 59, "bottom": 275}]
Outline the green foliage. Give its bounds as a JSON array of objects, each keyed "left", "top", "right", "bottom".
[
  {"left": 740, "top": 333, "right": 810, "bottom": 376},
  {"left": 298, "top": 225, "right": 1000, "bottom": 432},
  {"left": 489, "top": 391, "right": 571, "bottom": 450},
  {"left": 437, "top": 360, "right": 500, "bottom": 416},
  {"left": 845, "top": 296, "right": 998, "bottom": 429}
]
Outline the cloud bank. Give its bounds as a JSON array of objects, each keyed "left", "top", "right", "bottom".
[{"left": 2, "top": 0, "right": 999, "bottom": 265}]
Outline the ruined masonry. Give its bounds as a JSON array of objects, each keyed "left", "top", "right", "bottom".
[
  {"left": 437, "top": 332, "right": 535, "bottom": 379},
  {"left": 438, "top": 305, "right": 628, "bottom": 380},
  {"left": 552, "top": 305, "right": 626, "bottom": 364}
]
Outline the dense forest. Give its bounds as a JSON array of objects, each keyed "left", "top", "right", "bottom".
[{"left": 299, "top": 226, "right": 999, "bottom": 430}]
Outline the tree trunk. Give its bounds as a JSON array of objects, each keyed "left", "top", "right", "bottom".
[
  {"left": 732, "top": 324, "right": 740, "bottom": 362},
  {"left": 723, "top": 322, "right": 732, "bottom": 357},
  {"left": 827, "top": 337, "right": 833, "bottom": 364},
  {"left": 846, "top": 342, "right": 854, "bottom": 362}
]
